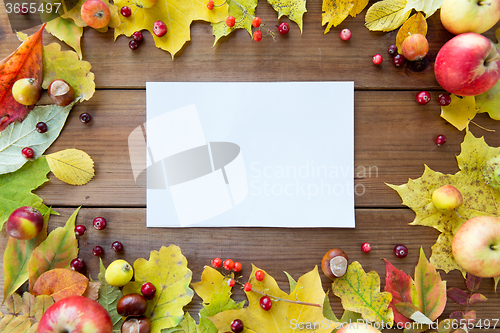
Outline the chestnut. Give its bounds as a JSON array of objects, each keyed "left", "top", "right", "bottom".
[
  {"left": 121, "top": 315, "right": 151, "bottom": 333},
  {"left": 116, "top": 293, "right": 148, "bottom": 317},
  {"left": 321, "top": 248, "right": 349, "bottom": 279},
  {"left": 47, "top": 79, "right": 75, "bottom": 106}
]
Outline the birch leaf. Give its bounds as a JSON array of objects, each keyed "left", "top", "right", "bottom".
[
  {"left": 440, "top": 95, "right": 477, "bottom": 131},
  {"left": 365, "top": 0, "right": 411, "bottom": 32},
  {"left": 402, "top": 0, "right": 442, "bottom": 18},
  {"left": 98, "top": 259, "right": 124, "bottom": 332},
  {"left": 267, "top": 0, "right": 307, "bottom": 32},
  {"left": 44, "top": 17, "right": 84, "bottom": 59},
  {"left": 46, "top": 149, "right": 95, "bottom": 185},
  {"left": 322, "top": 0, "right": 355, "bottom": 34},
  {"left": 396, "top": 12, "right": 427, "bottom": 53}
]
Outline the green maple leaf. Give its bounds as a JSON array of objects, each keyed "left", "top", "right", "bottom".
[
  {"left": 267, "top": 0, "right": 307, "bottom": 32},
  {"left": 388, "top": 131, "right": 500, "bottom": 275},
  {"left": 212, "top": 0, "right": 256, "bottom": 44}
]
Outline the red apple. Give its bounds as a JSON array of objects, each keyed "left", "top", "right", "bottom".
[
  {"left": 337, "top": 323, "right": 381, "bottom": 333},
  {"left": 401, "top": 34, "right": 428, "bottom": 61},
  {"left": 452, "top": 216, "right": 500, "bottom": 278},
  {"left": 81, "top": 0, "right": 111, "bottom": 29},
  {"left": 38, "top": 296, "right": 113, "bottom": 333},
  {"left": 6, "top": 206, "right": 43, "bottom": 240},
  {"left": 434, "top": 33, "right": 500, "bottom": 96}
]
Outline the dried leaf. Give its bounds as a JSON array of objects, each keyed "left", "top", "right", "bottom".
[
  {"left": 466, "top": 274, "right": 481, "bottom": 292},
  {"left": 5, "top": 293, "right": 23, "bottom": 314},
  {"left": 365, "top": 0, "right": 411, "bottom": 32},
  {"left": 449, "top": 311, "right": 464, "bottom": 320},
  {"left": 333, "top": 261, "right": 393, "bottom": 325},
  {"left": 191, "top": 266, "right": 232, "bottom": 304},
  {"left": 440, "top": 95, "right": 476, "bottom": 131},
  {"left": 32, "top": 268, "right": 89, "bottom": 301},
  {"left": 0, "top": 157, "right": 55, "bottom": 230},
  {"left": 42, "top": 43, "right": 94, "bottom": 101},
  {"left": 28, "top": 207, "right": 80, "bottom": 290},
  {"left": 322, "top": 0, "right": 355, "bottom": 34},
  {"left": 402, "top": 0, "right": 442, "bottom": 18},
  {"left": 469, "top": 293, "right": 487, "bottom": 305},
  {"left": 212, "top": 0, "right": 252, "bottom": 44},
  {"left": 447, "top": 287, "right": 469, "bottom": 306},
  {"left": 44, "top": 17, "right": 84, "bottom": 59},
  {"left": 0, "top": 101, "right": 78, "bottom": 174},
  {"left": 0, "top": 314, "right": 32, "bottom": 332},
  {"left": 114, "top": 0, "right": 227, "bottom": 58},
  {"left": 2, "top": 292, "right": 53, "bottom": 332},
  {"left": 3, "top": 211, "right": 50, "bottom": 303},
  {"left": 46, "top": 149, "right": 95, "bottom": 185},
  {"left": 83, "top": 281, "right": 102, "bottom": 301},
  {"left": 97, "top": 259, "right": 123, "bottom": 332},
  {"left": 0, "top": 24, "right": 44, "bottom": 132},
  {"left": 122, "top": 245, "right": 194, "bottom": 332},
  {"left": 396, "top": 12, "right": 427, "bottom": 54},
  {"left": 384, "top": 258, "right": 417, "bottom": 325},
  {"left": 267, "top": 0, "right": 307, "bottom": 32}
]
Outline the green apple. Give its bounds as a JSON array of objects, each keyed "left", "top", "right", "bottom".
[
  {"left": 432, "top": 185, "right": 463, "bottom": 211},
  {"left": 452, "top": 215, "right": 500, "bottom": 277},
  {"left": 440, "top": 0, "right": 500, "bottom": 35}
]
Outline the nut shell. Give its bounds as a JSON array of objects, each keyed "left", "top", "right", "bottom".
[
  {"left": 116, "top": 293, "right": 148, "bottom": 317},
  {"left": 48, "top": 79, "right": 75, "bottom": 106},
  {"left": 321, "top": 248, "right": 349, "bottom": 279},
  {"left": 121, "top": 316, "right": 151, "bottom": 333}
]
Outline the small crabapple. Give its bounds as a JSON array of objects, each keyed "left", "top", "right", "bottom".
[
  {"left": 253, "top": 30, "right": 262, "bottom": 42},
  {"left": 226, "top": 16, "right": 235, "bottom": 28},
  {"left": 255, "top": 270, "right": 265, "bottom": 281},
  {"left": 223, "top": 259, "right": 235, "bottom": 270}
]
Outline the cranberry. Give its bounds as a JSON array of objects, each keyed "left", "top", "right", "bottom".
[
  {"left": 278, "top": 22, "right": 289, "bottom": 35},
  {"left": 93, "top": 217, "right": 107, "bottom": 230},
  {"left": 361, "top": 242, "right": 371, "bottom": 253},
  {"left": 92, "top": 245, "right": 104, "bottom": 256},
  {"left": 141, "top": 282, "right": 156, "bottom": 299},
  {"left": 111, "top": 241, "right": 124, "bottom": 252},
  {"left": 436, "top": 134, "right": 447, "bottom": 146},
  {"left": 372, "top": 54, "right": 383, "bottom": 65},
  {"left": 340, "top": 28, "right": 351, "bottom": 41},
  {"left": 22, "top": 147, "right": 34, "bottom": 158},
  {"left": 36, "top": 122, "right": 48, "bottom": 133},
  {"left": 132, "top": 31, "right": 143, "bottom": 42},
  {"left": 70, "top": 258, "right": 85, "bottom": 272},
  {"left": 394, "top": 244, "right": 408, "bottom": 258},
  {"left": 416, "top": 91, "right": 431, "bottom": 105},
  {"left": 129, "top": 40, "right": 139, "bottom": 50},
  {"left": 438, "top": 93, "right": 452, "bottom": 106},
  {"left": 153, "top": 20, "right": 167, "bottom": 37},
  {"left": 392, "top": 54, "right": 406, "bottom": 67},
  {"left": 230, "top": 319, "right": 244, "bottom": 333},
  {"left": 79, "top": 112, "right": 92, "bottom": 123},
  {"left": 260, "top": 296, "right": 272, "bottom": 311},
  {"left": 120, "top": 6, "right": 131, "bottom": 17},
  {"left": 19, "top": 5, "right": 28, "bottom": 14},
  {"left": 75, "top": 225, "right": 86, "bottom": 236},
  {"left": 388, "top": 44, "right": 398, "bottom": 57}
]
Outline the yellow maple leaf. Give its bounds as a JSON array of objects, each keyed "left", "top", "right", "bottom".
[
  {"left": 208, "top": 265, "right": 333, "bottom": 333},
  {"left": 322, "top": 0, "right": 355, "bottom": 34},
  {"left": 191, "top": 266, "right": 232, "bottom": 304},
  {"left": 395, "top": 12, "right": 427, "bottom": 54},
  {"left": 268, "top": 0, "right": 307, "bottom": 32},
  {"left": 440, "top": 95, "right": 476, "bottom": 131},
  {"left": 114, "top": 0, "right": 228, "bottom": 58},
  {"left": 365, "top": 0, "right": 411, "bottom": 32},
  {"left": 46, "top": 149, "right": 95, "bottom": 185}
]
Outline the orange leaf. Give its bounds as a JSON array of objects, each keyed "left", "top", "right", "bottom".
[
  {"left": 0, "top": 24, "right": 45, "bottom": 132},
  {"left": 83, "top": 281, "right": 102, "bottom": 301},
  {"left": 395, "top": 12, "right": 427, "bottom": 54},
  {"left": 32, "top": 268, "right": 88, "bottom": 302}
]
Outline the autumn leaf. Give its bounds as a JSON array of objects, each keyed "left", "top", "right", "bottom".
[
  {"left": 209, "top": 265, "right": 332, "bottom": 333},
  {"left": 32, "top": 268, "right": 89, "bottom": 302},
  {"left": 198, "top": 293, "right": 245, "bottom": 333},
  {"left": 0, "top": 24, "right": 44, "bottom": 132},
  {"left": 476, "top": 27, "right": 500, "bottom": 120},
  {"left": 396, "top": 12, "right": 427, "bottom": 54},
  {"left": 333, "top": 261, "right": 394, "bottom": 325},
  {"left": 402, "top": 0, "right": 442, "bottom": 18},
  {"left": 45, "top": 17, "right": 84, "bottom": 59},
  {"left": 440, "top": 95, "right": 477, "bottom": 131},
  {"left": 114, "top": 0, "right": 227, "bottom": 58},
  {"left": 3, "top": 211, "right": 50, "bottom": 304},
  {"left": 83, "top": 281, "right": 102, "bottom": 301},
  {"left": 42, "top": 43, "right": 94, "bottom": 101},
  {"left": 46, "top": 149, "right": 95, "bottom": 185},
  {"left": 322, "top": 0, "right": 355, "bottom": 34},
  {"left": 60, "top": 0, "right": 120, "bottom": 30},
  {"left": 267, "top": 0, "right": 307, "bottom": 32},
  {"left": 384, "top": 259, "right": 417, "bottom": 325},
  {"left": 98, "top": 259, "right": 124, "bottom": 332},
  {"left": 28, "top": 207, "right": 80, "bottom": 290},
  {"left": 162, "top": 312, "right": 200, "bottom": 333},
  {"left": 0, "top": 157, "right": 55, "bottom": 230},
  {"left": 122, "top": 245, "right": 194, "bottom": 332},
  {"left": 212, "top": 0, "right": 253, "bottom": 44},
  {"left": 447, "top": 287, "right": 469, "bottom": 306},
  {"left": 0, "top": 100, "right": 78, "bottom": 174},
  {"left": 192, "top": 266, "right": 232, "bottom": 304},
  {"left": 1, "top": 292, "right": 54, "bottom": 333},
  {"left": 365, "top": 0, "right": 411, "bottom": 32}
]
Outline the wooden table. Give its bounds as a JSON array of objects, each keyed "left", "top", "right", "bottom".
[{"left": 2, "top": 1, "right": 500, "bottom": 330}]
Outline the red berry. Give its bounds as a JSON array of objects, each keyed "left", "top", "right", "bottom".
[
  {"left": 278, "top": 22, "right": 289, "bottom": 35},
  {"left": 388, "top": 44, "right": 398, "bottom": 57},
  {"left": 132, "top": 31, "right": 143, "bottom": 42},
  {"left": 207, "top": 0, "right": 214, "bottom": 10},
  {"left": 111, "top": 241, "right": 124, "bottom": 252},
  {"left": 226, "top": 16, "right": 235, "bottom": 28},
  {"left": 393, "top": 54, "right": 406, "bottom": 67},
  {"left": 436, "top": 134, "right": 447, "bottom": 146},
  {"left": 129, "top": 40, "right": 139, "bottom": 50},
  {"left": 153, "top": 20, "right": 167, "bottom": 37},
  {"left": 230, "top": 319, "right": 244, "bottom": 333},
  {"left": 120, "top": 6, "right": 131, "bottom": 17},
  {"left": 70, "top": 258, "right": 85, "bottom": 272},
  {"left": 227, "top": 278, "right": 235, "bottom": 287},
  {"left": 252, "top": 17, "right": 261, "bottom": 28},
  {"left": 22, "top": 147, "right": 34, "bottom": 159},
  {"left": 19, "top": 5, "right": 28, "bottom": 14},
  {"left": 253, "top": 30, "right": 262, "bottom": 42},
  {"left": 340, "top": 28, "right": 351, "bottom": 41},
  {"left": 260, "top": 296, "right": 272, "bottom": 311},
  {"left": 212, "top": 257, "right": 222, "bottom": 268},
  {"left": 92, "top": 245, "right": 104, "bottom": 256},
  {"left": 93, "top": 217, "right": 107, "bottom": 230},
  {"left": 361, "top": 242, "right": 371, "bottom": 253},
  {"left": 438, "top": 93, "right": 452, "bottom": 106},
  {"left": 75, "top": 225, "right": 86, "bottom": 236},
  {"left": 394, "top": 244, "right": 408, "bottom": 258},
  {"left": 416, "top": 91, "right": 431, "bottom": 105},
  {"left": 141, "top": 282, "right": 156, "bottom": 299},
  {"left": 255, "top": 270, "right": 265, "bottom": 281},
  {"left": 36, "top": 122, "right": 48, "bottom": 133},
  {"left": 233, "top": 261, "right": 242, "bottom": 272},
  {"left": 244, "top": 282, "right": 252, "bottom": 292},
  {"left": 372, "top": 54, "right": 383, "bottom": 65},
  {"left": 223, "top": 259, "right": 235, "bottom": 270},
  {"left": 79, "top": 112, "right": 92, "bottom": 123}
]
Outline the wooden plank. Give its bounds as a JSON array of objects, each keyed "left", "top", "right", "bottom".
[
  {"left": 1, "top": 208, "right": 499, "bottom": 322},
  {"left": 35, "top": 89, "right": 500, "bottom": 208}
]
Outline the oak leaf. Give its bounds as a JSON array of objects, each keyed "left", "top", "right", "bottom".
[
  {"left": 46, "top": 149, "right": 95, "bottom": 185},
  {"left": 28, "top": 207, "right": 80, "bottom": 290},
  {"left": 402, "top": 0, "right": 442, "bottom": 18},
  {"left": 209, "top": 265, "right": 332, "bottom": 333},
  {"left": 365, "top": 0, "right": 411, "bottom": 32},
  {"left": 32, "top": 268, "right": 89, "bottom": 302},
  {"left": 395, "top": 12, "right": 427, "bottom": 54},
  {"left": 114, "top": 0, "right": 228, "bottom": 58},
  {"left": 0, "top": 24, "right": 44, "bottom": 132},
  {"left": 212, "top": 0, "right": 253, "bottom": 44},
  {"left": 268, "top": 0, "right": 307, "bottom": 32},
  {"left": 332, "top": 261, "right": 394, "bottom": 325},
  {"left": 122, "top": 245, "right": 194, "bottom": 332},
  {"left": 440, "top": 95, "right": 476, "bottom": 131},
  {"left": 44, "top": 17, "right": 84, "bottom": 59},
  {"left": 97, "top": 259, "right": 124, "bottom": 332}
]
